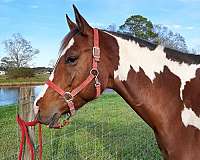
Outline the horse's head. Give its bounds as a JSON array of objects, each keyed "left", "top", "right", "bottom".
[{"left": 34, "top": 5, "right": 119, "bottom": 128}]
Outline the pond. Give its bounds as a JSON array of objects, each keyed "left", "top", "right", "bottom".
[
  {"left": 0, "top": 86, "right": 113, "bottom": 106},
  {"left": 0, "top": 86, "right": 42, "bottom": 106}
]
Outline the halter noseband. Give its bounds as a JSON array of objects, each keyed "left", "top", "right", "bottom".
[{"left": 46, "top": 28, "right": 101, "bottom": 118}]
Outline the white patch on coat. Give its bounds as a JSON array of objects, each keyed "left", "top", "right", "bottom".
[
  {"left": 108, "top": 34, "right": 199, "bottom": 100},
  {"left": 181, "top": 107, "right": 200, "bottom": 130},
  {"left": 33, "top": 38, "right": 74, "bottom": 115},
  {"left": 60, "top": 38, "right": 74, "bottom": 56},
  {"left": 33, "top": 73, "right": 54, "bottom": 115}
]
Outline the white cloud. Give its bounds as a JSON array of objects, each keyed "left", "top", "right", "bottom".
[
  {"left": 160, "top": 8, "right": 170, "bottom": 13},
  {"left": 178, "top": 0, "right": 200, "bottom": 2},
  {"left": 172, "top": 24, "right": 181, "bottom": 29},
  {"left": 90, "top": 22, "right": 107, "bottom": 29},
  {"left": 163, "top": 24, "right": 182, "bottom": 30},
  {"left": 2, "top": 0, "right": 15, "bottom": 3},
  {"left": 163, "top": 24, "right": 195, "bottom": 31},
  {"left": 30, "top": 5, "right": 39, "bottom": 9},
  {"left": 186, "top": 26, "right": 194, "bottom": 30}
]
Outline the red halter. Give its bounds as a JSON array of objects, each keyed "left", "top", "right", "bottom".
[
  {"left": 46, "top": 28, "right": 101, "bottom": 117},
  {"left": 16, "top": 28, "right": 101, "bottom": 159}
]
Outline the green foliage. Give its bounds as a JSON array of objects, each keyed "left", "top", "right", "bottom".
[
  {"left": 7, "top": 67, "right": 35, "bottom": 79},
  {"left": 0, "top": 73, "right": 49, "bottom": 85},
  {"left": 118, "top": 14, "right": 191, "bottom": 53},
  {"left": 0, "top": 57, "right": 15, "bottom": 70},
  {"left": 119, "top": 15, "right": 158, "bottom": 41}
]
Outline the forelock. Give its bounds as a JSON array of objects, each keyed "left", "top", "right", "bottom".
[{"left": 59, "top": 28, "right": 79, "bottom": 54}]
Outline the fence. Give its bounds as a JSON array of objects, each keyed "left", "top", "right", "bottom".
[{"left": 0, "top": 87, "right": 161, "bottom": 160}]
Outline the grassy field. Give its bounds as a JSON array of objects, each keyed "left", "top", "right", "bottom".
[
  {"left": 0, "top": 93, "right": 162, "bottom": 160},
  {"left": 0, "top": 73, "right": 48, "bottom": 86}
]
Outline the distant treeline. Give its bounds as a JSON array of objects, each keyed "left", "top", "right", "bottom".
[
  {"left": 0, "top": 67, "right": 53, "bottom": 79},
  {"left": 32, "top": 67, "right": 53, "bottom": 74}
]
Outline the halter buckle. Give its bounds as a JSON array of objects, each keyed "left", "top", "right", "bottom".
[
  {"left": 93, "top": 47, "right": 100, "bottom": 61},
  {"left": 63, "top": 92, "right": 73, "bottom": 102},
  {"left": 90, "top": 68, "right": 99, "bottom": 77}
]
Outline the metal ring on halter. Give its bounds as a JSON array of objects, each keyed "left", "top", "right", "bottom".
[
  {"left": 90, "top": 68, "right": 99, "bottom": 77},
  {"left": 63, "top": 92, "right": 73, "bottom": 102}
]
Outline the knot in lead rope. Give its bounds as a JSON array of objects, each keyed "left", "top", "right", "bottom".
[{"left": 16, "top": 115, "right": 42, "bottom": 160}]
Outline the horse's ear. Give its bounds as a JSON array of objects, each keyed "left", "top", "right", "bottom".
[
  {"left": 66, "top": 14, "right": 76, "bottom": 30},
  {"left": 73, "top": 4, "right": 92, "bottom": 35}
]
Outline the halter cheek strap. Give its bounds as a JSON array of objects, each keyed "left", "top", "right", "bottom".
[{"left": 46, "top": 28, "right": 101, "bottom": 119}]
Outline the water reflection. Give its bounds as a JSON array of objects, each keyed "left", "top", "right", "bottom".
[
  {"left": 0, "top": 86, "right": 113, "bottom": 106},
  {"left": 0, "top": 86, "right": 43, "bottom": 106}
]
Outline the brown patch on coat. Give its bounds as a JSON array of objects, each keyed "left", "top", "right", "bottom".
[{"left": 183, "top": 68, "right": 200, "bottom": 114}]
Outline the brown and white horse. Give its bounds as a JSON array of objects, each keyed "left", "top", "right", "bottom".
[{"left": 35, "top": 5, "right": 200, "bottom": 160}]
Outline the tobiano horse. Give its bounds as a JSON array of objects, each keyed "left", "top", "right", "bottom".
[{"left": 34, "top": 5, "right": 200, "bottom": 160}]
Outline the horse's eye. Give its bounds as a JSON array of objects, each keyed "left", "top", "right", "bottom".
[{"left": 65, "top": 56, "right": 78, "bottom": 64}]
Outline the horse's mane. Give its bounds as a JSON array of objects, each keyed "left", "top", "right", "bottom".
[{"left": 104, "top": 30, "right": 200, "bottom": 65}]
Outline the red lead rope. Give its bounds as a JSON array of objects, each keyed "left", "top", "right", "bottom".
[{"left": 16, "top": 115, "right": 42, "bottom": 160}]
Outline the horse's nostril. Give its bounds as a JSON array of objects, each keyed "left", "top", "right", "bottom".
[
  {"left": 33, "top": 103, "right": 40, "bottom": 115},
  {"left": 36, "top": 99, "right": 40, "bottom": 107},
  {"left": 37, "top": 112, "right": 48, "bottom": 124}
]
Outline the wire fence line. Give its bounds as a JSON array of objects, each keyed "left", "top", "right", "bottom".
[{"left": 0, "top": 87, "right": 161, "bottom": 160}]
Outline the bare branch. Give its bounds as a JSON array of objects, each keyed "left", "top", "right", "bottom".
[{"left": 1, "top": 33, "right": 39, "bottom": 69}]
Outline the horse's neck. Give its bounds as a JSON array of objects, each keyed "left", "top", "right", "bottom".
[
  {"left": 108, "top": 32, "right": 200, "bottom": 158},
  {"left": 107, "top": 32, "right": 200, "bottom": 127},
  {"left": 113, "top": 75, "right": 181, "bottom": 130},
  {"left": 110, "top": 35, "right": 199, "bottom": 130},
  {"left": 113, "top": 69, "right": 187, "bottom": 160}
]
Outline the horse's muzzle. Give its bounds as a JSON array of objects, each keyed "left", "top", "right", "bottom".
[{"left": 36, "top": 111, "right": 61, "bottom": 128}]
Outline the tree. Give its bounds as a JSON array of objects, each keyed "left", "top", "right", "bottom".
[
  {"left": 1, "top": 33, "right": 39, "bottom": 69},
  {"left": 48, "top": 59, "right": 55, "bottom": 74},
  {"left": 154, "top": 25, "right": 188, "bottom": 53},
  {"left": 0, "top": 57, "right": 15, "bottom": 70},
  {"left": 196, "top": 45, "right": 200, "bottom": 54},
  {"left": 107, "top": 24, "right": 117, "bottom": 32},
  {"left": 119, "top": 15, "right": 158, "bottom": 41},
  {"left": 7, "top": 67, "right": 35, "bottom": 78},
  {"left": 118, "top": 14, "right": 189, "bottom": 53},
  {"left": 48, "top": 59, "right": 56, "bottom": 68}
]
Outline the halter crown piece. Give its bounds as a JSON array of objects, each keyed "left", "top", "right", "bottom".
[{"left": 46, "top": 28, "right": 101, "bottom": 121}]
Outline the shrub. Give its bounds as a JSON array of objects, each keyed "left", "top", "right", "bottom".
[{"left": 7, "top": 67, "right": 35, "bottom": 79}]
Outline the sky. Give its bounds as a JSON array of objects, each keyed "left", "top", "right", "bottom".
[{"left": 0, "top": 0, "right": 200, "bottom": 67}]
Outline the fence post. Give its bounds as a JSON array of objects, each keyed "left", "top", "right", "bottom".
[{"left": 19, "top": 87, "right": 36, "bottom": 160}]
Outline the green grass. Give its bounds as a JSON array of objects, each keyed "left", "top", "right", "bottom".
[
  {"left": 0, "top": 74, "right": 48, "bottom": 86},
  {"left": 0, "top": 93, "right": 162, "bottom": 160}
]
